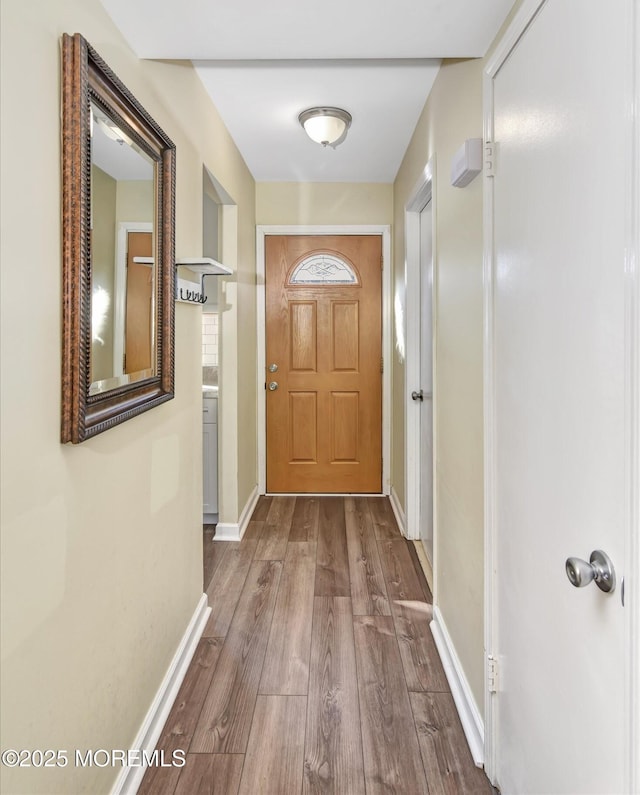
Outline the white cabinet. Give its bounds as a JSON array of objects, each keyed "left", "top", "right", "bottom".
[{"left": 203, "top": 395, "right": 218, "bottom": 519}]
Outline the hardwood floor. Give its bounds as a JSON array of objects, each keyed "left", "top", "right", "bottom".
[{"left": 140, "top": 497, "right": 493, "bottom": 795}]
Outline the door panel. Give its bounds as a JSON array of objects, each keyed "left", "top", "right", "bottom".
[
  {"left": 490, "top": 1, "right": 631, "bottom": 791},
  {"left": 125, "top": 231, "right": 153, "bottom": 374},
  {"left": 332, "top": 392, "right": 359, "bottom": 461},
  {"left": 266, "top": 235, "right": 382, "bottom": 493},
  {"left": 332, "top": 302, "right": 359, "bottom": 370},
  {"left": 290, "top": 302, "right": 317, "bottom": 371},
  {"left": 290, "top": 393, "right": 317, "bottom": 462}
]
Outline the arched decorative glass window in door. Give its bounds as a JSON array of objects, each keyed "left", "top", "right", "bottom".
[{"left": 288, "top": 251, "right": 359, "bottom": 285}]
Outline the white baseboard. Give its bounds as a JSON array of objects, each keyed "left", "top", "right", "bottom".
[
  {"left": 389, "top": 485, "right": 407, "bottom": 537},
  {"left": 110, "top": 594, "right": 211, "bottom": 795},
  {"left": 430, "top": 605, "right": 484, "bottom": 767},
  {"left": 412, "top": 539, "right": 434, "bottom": 594},
  {"left": 213, "top": 485, "right": 259, "bottom": 541}
]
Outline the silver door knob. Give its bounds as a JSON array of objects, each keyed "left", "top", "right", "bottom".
[
  {"left": 268, "top": 363, "right": 278, "bottom": 373},
  {"left": 268, "top": 381, "right": 278, "bottom": 391},
  {"left": 411, "top": 390, "right": 424, "bottom": 401},
  {"left": 565, "top": 550, "right": 616, "bottom": 593}
]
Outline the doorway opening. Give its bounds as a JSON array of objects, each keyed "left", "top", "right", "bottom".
[
  {"left": 405, "top": 160, "right": 436, "bottom": 592},
  {"left": 256, "top": 225, "right": 392, "bottom": 498}
]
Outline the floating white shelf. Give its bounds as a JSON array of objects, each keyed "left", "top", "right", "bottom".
[
  {"left": 132, "top": 256, "right": 154, "bottom": 265},
  {"left": 175, "top": 257, "right": 233, "bottom": 276},
  {"left": 174, "top": 258, "right": 232, "bottom": 305}
]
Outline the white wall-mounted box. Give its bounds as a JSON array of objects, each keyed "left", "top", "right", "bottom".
[{"left": 450, "top": 138, "right": 482, "bottom": 187}]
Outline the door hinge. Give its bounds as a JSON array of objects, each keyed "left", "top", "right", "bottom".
[
  {"left": 487, "top": 654, "right": 499, "bottom": 693},
  {"left": 380, "top": 357, "right": 384, "bottom": 374},
  {"left": 381, "top": 255, "right": 384, "bottom": 271},
  {"left": 484, "top": 142, "right": 496, "bottom": 177},
  {"left": 123, "top": 354, "right": 126, "bottom": 371}
]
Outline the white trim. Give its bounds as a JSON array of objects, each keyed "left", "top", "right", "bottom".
[
  {"left": 213, "top": 485, "right": 259, "bottom": 541},
  {"left": 482, "top": 3, "right": 547, "bottom": 782},
  {"left": 404, "top": 159, "right": 436, "bottom": 548},
  {"left": 413, "top": 540, "right": 434, "bottom": 594},
  {"left": 256, "top": 225, "right": 392, "bottom": 495},
  {"left": 626, "top": 1, "right": 640, "bottom": 789},
  {"left": 483, "top": 0, "right": 546, "bottom": 79},
  {"left": 389, "top": 485, "right": 406, "bottom": 537},
  {"left": 482, "top": 48, "right": 499, "bottom": 787},
  {"left": 110, "top": 594, "right": 211, "bottom": 795},
  {"left": 113, "top": 222, "right": 153, "bottom": 377},
  {"left": 431, "top": 606, "right": 484, "bottom": 767}
]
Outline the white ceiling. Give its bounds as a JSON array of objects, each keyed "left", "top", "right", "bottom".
[
  {"left": 99, "top": 0, "right": 514, "bottom": 183},
  {"left": 194, "top": 59, "right": 441, "bottom": 182}
]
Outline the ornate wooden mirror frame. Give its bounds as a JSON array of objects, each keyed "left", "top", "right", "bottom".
[{"left": 61, "top": 33, "right": 175, "bottom": 443}]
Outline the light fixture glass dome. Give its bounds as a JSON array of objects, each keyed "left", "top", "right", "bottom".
[{"left": 298, "top": 107, "right": 352, "bottom": 148}]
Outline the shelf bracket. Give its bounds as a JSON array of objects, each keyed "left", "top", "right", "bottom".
[{"left": 174, "top": 258, "right": 233, "bottom": 305}]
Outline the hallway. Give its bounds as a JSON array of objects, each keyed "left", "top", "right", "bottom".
[{"left": 139, "top": 496, "right": 492, "bottom": 794}]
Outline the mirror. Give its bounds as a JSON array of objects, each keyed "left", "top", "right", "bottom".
[
  {"left": 61, "top": 33, "right": 175, "bottom": 442},
  {"left": 90, "top": 102, "right": 155, "bottom": 392}
]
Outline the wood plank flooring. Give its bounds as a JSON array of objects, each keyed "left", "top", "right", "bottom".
[{"left": 140, "top": 496, "right": 493, "bottom": 795}]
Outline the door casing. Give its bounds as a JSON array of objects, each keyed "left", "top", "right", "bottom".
[
  {"left": 257, "top": 225, "right": 392, "bottom": 496},
  {"left": 404, "top": 160, "right": 437, "bottom": 596},
  {"left": 482, "top": 0, "right": 640, "bottom": 787}
]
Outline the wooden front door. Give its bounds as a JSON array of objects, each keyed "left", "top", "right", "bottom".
[
  {"left": 266, "top": 235, "right": 382, "bottom": 493},
  {"left": 124, "top": 231, "right": 153, "bottom": 374}
]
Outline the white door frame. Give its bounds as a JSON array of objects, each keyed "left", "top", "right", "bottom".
[
  {"left": 404, "top": 160, "right": 437, "bottom": 567},
  {"left": 256, "top": 225, "right": 392, "bottom": 496},
  {"left": 482, "top": 0, "right": 640, "bottom": 786}
]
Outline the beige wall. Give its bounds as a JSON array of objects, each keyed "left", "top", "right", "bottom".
[
  {"left": 393, "top": 59, "right": 486, "bottom": 710},
  {"left": 256, "top": 182, "right": 393, "bottom": 226},
  {"left": 0, "top": 1, "right": 256, "bottom": 792},
  {"left": 115, "top": 179, "right": 154, "bottom": 225}
]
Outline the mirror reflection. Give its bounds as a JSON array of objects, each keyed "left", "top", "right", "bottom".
[{"left": 90, "top": 102, "right": 156, "bottom": 395}]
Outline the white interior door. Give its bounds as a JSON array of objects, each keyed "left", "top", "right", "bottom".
[
  {"left": 486, "top": 1, "right": 637, "bottom": 792},
  {"left": 418, "top": 204, "right": 434, "bottom": 563}
]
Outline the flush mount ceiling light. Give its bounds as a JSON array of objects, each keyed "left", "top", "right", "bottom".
[{"left": 298, "top": 107, "right": 352, "bottom": 149}]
